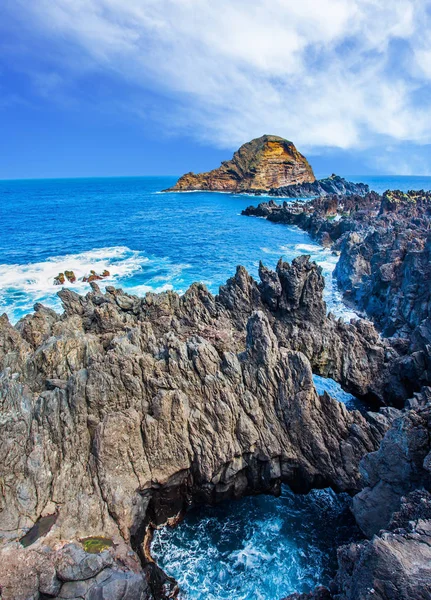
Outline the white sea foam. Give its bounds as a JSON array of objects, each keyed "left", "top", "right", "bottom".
[
  {"left": 151, "top": 487, "right": 356, "bottom": 600},
  {"left": 293, "top": 243, "right": 322, "bottom": 253},
  {"left": 0, "top": 246, "right": 186, "bottom": 323},
  {"left": 0, "top": 246, "right": 144, "bottom": 295}
]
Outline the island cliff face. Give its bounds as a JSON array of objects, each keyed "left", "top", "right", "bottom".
[{"left": 164, "top": 135, "right": 315, "bottom": 193}]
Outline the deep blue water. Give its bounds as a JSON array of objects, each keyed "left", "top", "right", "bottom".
[
  {"left": 2, "top": 174, "right": 430, "bottom": 323},
  {"left": 151, "top": 487, "right": 359, "bottom": 600},
  {"left": 1, "top": 173, "right": 430, "bottom": 599}
]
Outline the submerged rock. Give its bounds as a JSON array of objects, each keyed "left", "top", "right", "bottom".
[{"left": 164, "top": 135, "right": 315, "bottom": 193}]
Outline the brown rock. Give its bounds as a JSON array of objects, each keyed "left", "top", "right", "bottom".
[
  {"left": 0, "top": 259, "right": 394, "bottom": 599},
  {"left": 164, "top": 135, "right": 315, "bottom": 193},
  {"left": 65, "top": 270, "right": 77, "bottom": 283}
]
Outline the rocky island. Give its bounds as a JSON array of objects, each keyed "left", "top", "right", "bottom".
[
  {"left": 164, "top": 135, "right": 316, "bottom": 193},
  {"left": 164, "top": 136, "right": 369, "bottom": 197}
]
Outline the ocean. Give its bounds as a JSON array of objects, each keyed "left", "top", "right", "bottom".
[
  {"left": 2, "top": 174, "right": 430, "bottom": 325},
  {"left": 1, "top": 173, "right": 430, "bottom": 599}
]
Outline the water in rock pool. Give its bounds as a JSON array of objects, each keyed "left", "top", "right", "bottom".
[
  {"left": 1, "top": 174, "right": 431, "bottom": 323},
  {"left": 151, "top": 487, "right": 360, "bottom": 600}
]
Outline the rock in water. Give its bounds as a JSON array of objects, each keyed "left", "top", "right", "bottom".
[
  {"left": 269, "top": 174, "right": 369, "bottom": 198},
  {"left": 164, "top": 135, "right": 315, "bottom": 193}
]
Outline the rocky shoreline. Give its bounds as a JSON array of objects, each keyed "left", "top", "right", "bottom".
[
  {"left": 1, "top": 190, "right": 431, "bottom": 599},
  {"left": 268, "top": 174, "right": 370, "bottom": 198},
  {"left": 243, "top": 189, "right": 431, "bottom": 334}
]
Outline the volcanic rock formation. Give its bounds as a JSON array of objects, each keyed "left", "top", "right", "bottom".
[
  {"left": 243, "top": 190, "right": 431, "bottom": 404},
  {"left": 269, "top": 174, "right": 369, "bottom": 198},
  {"left": 284, "top": 389, "right": 431, "bottom": 600},
  {"left": 164, "top": 135, "right": 315, "bottom": 193},
  {"left": 0, "top": 258, "right": 396, "bottom": 600}
]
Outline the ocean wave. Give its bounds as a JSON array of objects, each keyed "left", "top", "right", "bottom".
[
  {"left": 0, "top": 247, "right": 187, "bottom": 323},
  {"left": 151, "top": 487, "right": 358, "bottom": 600},
  {"left": 293, "top": 243, "right": 322, "bottom": 253}
]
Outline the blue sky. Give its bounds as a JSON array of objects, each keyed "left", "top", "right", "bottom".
[{"left": 2, "top": 0, "right": 431, "bottom": 179}]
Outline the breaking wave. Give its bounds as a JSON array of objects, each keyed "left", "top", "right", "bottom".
[{"left": 0, "top": 247, "right": 189, "bottom": 323}]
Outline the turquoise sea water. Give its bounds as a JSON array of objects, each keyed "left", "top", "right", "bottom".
[{"left": 2, "top": 174, "right": 430, "bottom": 599}]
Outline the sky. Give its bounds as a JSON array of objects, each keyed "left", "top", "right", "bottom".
[{"left": 2, "top": 0, "right": 431, "bottom": 179}]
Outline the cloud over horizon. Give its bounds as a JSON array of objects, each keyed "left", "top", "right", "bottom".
[{"left": 3, "top": 0, "right": 431, "bottom": 174}]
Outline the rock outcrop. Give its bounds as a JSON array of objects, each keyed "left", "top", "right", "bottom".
[
  {"left": 243, "top": 190, "right": 431, "bottom": 404},
  {"left": 164, "top": 135, "right": 315, "bottom": 193},
  {"left": 0, "top": 259, "right": 394, "bottom": 600},
  {"left": 285, "top": 397, "right": 431, "bottom": 600},
  {"left": 352, "top": 393, "right": 431, "bottom": 537},
  {"left": 269, "top": 174, "right": 369, "bottom": 198},
  {"left": 333, "top": 490, "right": 431, "bottom": 600},
  {"left": 243, "top": 190, "right": 431, "bottom": 337}
]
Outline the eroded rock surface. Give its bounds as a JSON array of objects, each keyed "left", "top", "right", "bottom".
[
  {"left": 269, "top": 174, "right": 369, "bottom": 198},
  {"left": 243, "top": 190, "right": 431, "bottom": 405},
  {"left": 353, "top": 395, "right": 431, "bottom": 537},
  {"left": 286, "top": 396, "right": 431, "bottom": 600},
  {"left": 333, "top": 490, "right": 431, "bottom": 600},
  {"left": 0, "top": 259, "right": 394, "bottom": 599},
  {"left": 164, "top": 135, "right": 315, "bottom": 193}
]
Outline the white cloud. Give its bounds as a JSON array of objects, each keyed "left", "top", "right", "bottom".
[{"left": 7, "top": 0, "right": 431, "bottom": 153}]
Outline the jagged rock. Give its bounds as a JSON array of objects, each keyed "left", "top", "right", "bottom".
[
  {"left": 83, "top": 270, "right": 110, "bottom": 283},
  {"left": 269, "top": 174, "right": 369, "bottom": 198},
  {"left": 0, "top": 259, "right": 395, "bottom": 599},
  {"left": 54, "top": 272, "right": 66, "bottom": 285},
  {"left": 164, "top": 135, "right": 315, "bottom": 193},
  {"left": 333, "top": 490, "right": 431, "bottom": 600},
  {"left": 243, "top": 190, "right": 431, "bottom": 403},
  {"left": 352, "top": 402, "right": 431, "bottom": 537}
]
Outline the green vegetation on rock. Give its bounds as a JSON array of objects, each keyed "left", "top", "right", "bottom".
[{"left": 80, "top": 536, "right": 113, "bottom": 554}]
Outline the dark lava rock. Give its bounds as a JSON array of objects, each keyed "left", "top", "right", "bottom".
[
  {"left": 243, "top": 189, "right": 431, "bottom": 404},
  {"left": 333, "top": 490, "right": 431, "bottom": 600},
  {"left": 352, "top": 400, "right": 431, "bottom": 537},
  {"left": 269, "top": 174, "right": 369, "bottom": 198}
]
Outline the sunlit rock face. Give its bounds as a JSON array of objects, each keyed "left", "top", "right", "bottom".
[{"left": 164, "top": 135, "right": 315, "bottom": 193}]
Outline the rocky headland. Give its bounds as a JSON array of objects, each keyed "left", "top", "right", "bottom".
[
  {"left": 163, "top": 135, "right": 316, "bottom": 193},
  {"left": 2, "top": 251, "right": 425, "bottom": 600}
]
